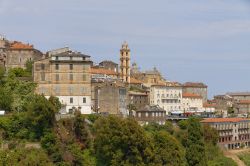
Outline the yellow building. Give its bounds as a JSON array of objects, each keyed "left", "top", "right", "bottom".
[
  {"left": 120, "top": 41, "right": 130, "bottom": 83},
  {"left": 33, "top": 49, "right": 92, "bottom": 114}
]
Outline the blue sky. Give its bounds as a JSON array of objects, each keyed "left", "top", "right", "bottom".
[{"left": 1, "top": 0, "right": 250, "bottom": 98}]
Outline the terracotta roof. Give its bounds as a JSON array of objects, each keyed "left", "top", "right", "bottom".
[
  {"left": 130, "top": 77, "right": 143, "bottom": 84},
  {"left": 201, "top": 118, "right": 249, "bottom": 123},
  {"left": 238, "top": 100, "right": 250, "bottom": 104},
  {"left": 183, "top": 82, "right": 207, "bottom": 88},
  {"left": 203, "top": 102, "right": 216, "bottom": 108},
  {"left": 90, "top": 67, "right": 117, "bottom": 75},
  {"left": 183, "top": 93, "right": 202, "bottom": 98},
  {"left": 10, "top": 41, "right": 33, "bottom": 50}
]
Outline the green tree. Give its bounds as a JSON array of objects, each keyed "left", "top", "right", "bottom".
[
  {"left": 74, "top": 111, "right": 89, "bottom": 145},
  {"left": 94, "top": 116, "right": 154, "bottom": 166},
  {"left": 25, "top": 59, "right": 33, "bottom": 75},
  {"left": 24, "top": 95, "right": 56, "bottom": 139},
  {"left": 153, "top": 131, "right": 186, "bottom": 166},
  {"left": 203, "top": 124, "right": 219, "bottom": 145},
  {"left": 186, "top": 117, "right": 207, "bottom": 166},
  {"left": 0, "top": 86, "right": 13, "bottom": 112},
  {"left": 49, "top": 96, "right": 62, "bottom": 113},
  {"left": 144, "top": 121, "right": 174, "bottom": 135},
  {"left": 0, "top": 66, "right": 5, "bottom": 82}
]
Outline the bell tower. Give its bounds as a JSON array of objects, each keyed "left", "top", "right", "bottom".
[{"left": 120, "top": 41, "right": 130, "bottom": 83}]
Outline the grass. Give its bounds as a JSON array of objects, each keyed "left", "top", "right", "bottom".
[{"left": 238, "top": 152, "right": 250, "bottom": 166}]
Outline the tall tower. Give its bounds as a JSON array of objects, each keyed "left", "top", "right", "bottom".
[{"left": 120, "top": 41, "right": 130, "bottom": 83}]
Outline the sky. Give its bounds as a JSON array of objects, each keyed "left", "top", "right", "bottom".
[{"left": 1, "top": 0, "right": 250, "bottom": 98}]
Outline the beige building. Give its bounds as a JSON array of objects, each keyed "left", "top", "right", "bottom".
[
  {"left": 0, "top": 36, "right": 43, "bottom": 70},
  {"left": 201, "top": 118, "right": 250, "bottom": 149},
  {"left": 182, "top": 82, "right": 208, "bottom": 103},
  {"left": 132, "top": 67, "right": 166, "bottom": 87},
  {"left": 120, "top": 41, "right": 130, "bottom": 83},
  {"left": 150, "top": 82, "right": 182, "bottom": 114},
  {"left": 134, "top": 105, "right": 166, "bottom": 125},
  {"left": 128, "top": 91, "right": 149, "bottom": 111},
  {"left": 33, "top": 49, "right": 92, "bottom": 114},
  {"left": 92, "top": 81, "right": 128, "bottom": 116},
  {"left": 182, "top": 93, "right": 203, "bottom": 112}
]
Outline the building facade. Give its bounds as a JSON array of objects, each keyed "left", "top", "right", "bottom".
[
  {"left": 120, "top": 41, "right": 130, "bottom": 83},
  {"left": 182, "top": 82, "right": 208, "bottom": 103},
  {"left": 92, "top": 81, "right": 128, "bottom": 116},
  {"left": 134, "top": 105, "right": 166, "bottom": 125},
  {"left": 128, "top": 91, "right": 149, "bottom": 111},
  {"left": 0, "top": 36, "right": 43, "bottom": 70},
  {"left": 150, "top": 82, "right": 183, "bottom": 114},
  {"left": 99, "top": 60, "right": 119, "bottom": 73},
  {"left": 33, "top": 50, "right": 92, "bottom": 114},
  {"left": 182, "top": 93, "right": 203, "bottom": 112},
  {"left": 201, "top": 118, "right": 250, "bottom": 149}
]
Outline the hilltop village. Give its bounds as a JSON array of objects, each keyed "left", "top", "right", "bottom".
[{"left": 1, "top": 35, "right": 250, "bottom": 153}]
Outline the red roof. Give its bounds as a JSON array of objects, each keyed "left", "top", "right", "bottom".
[
  {"left": 183, "top": 93, "right": 202, "bottom": 98},
  {"left": 10, "top": 41, "right": 33, "bottom": 50},
  {"left": 201, "top": 118, "right": 249, "bottom": 123}
]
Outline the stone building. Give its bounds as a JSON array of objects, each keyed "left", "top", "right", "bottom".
[
  {"left": 134, "top": 105, "right": 166, "bottom": 125},
  {"left": 201, "top": 118, "right": 250, "bottom": 149},
  {"left": 99, "top": 60, "right": 118, "bottom": 73},
  {"left": 132, "top": 67, "right": 166, "bottom": 87},
  {"left": 33, "top": 49, "right": 92, "bottom": 114},
  {"left": 235, "top": 100, "right": 250, "bottom": 115},
  {"left": 182, "top": 82, "right": 208, "bottom": 103},
  {"left": 92, "top": 81, "right": 128, "bottom": 116},
  {"left": 128, "top": 91, "right": 149, "bottom": 111},
  {"left": 0, "top": 36, "right": 43, "bottom": 70},
  {"left": 120, "top": 41, "right": 130, "bottom": 83},
  {"left": 226, "top": 92, "right": 250, "bottom": 101},
  {"left": 182, "top": 93, "right": 203, "bottom": 112},
  {"left": 150, "top": 82, "right": 183, "bottom": 114}
]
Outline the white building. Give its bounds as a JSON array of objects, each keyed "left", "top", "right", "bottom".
[
  {"left": 182, "top": 93, "right": 203, "bottom": 112},
  {"left": 150, "top": 82, "right": 182, "bottom": 114}
]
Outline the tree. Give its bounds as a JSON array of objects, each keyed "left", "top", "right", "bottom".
[
  {"left": 94, "top": 116, "right": 154, "bottom": 166},
  {"left": 24, "top": 95, "right": 56, "bottom": 139},
  {"left": 203, "top": 124, "right": 219, "bottom": 145},
  {"left": 144, "top": 121, "right": 174, "bottom": 135},
  {"left": 25, "top": 59, "right": 33, "bottom": 75},
  {"left": 186, "top": 117, "right": 207, "bottom": 166},
  {"left": 0, "top": 66, "right": 5, "bottom": 82},
  {"left": 153, "top": 131, "right": 186, "bottom": 166},
  {"left": 0, "top": 86, "right": 13, "bottom": 112},
  {"left": 49, "top": 96, "right": 62, "bottom": 113},
  {"left": 74, "top": 111, "right": 89, "bottom": 145}
]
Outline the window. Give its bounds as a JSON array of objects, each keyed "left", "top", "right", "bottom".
[
  {"left": 55, "top": 56, "right": 59, "bottom": 60},
  {"left": 70, "top": 97, "right": 73, "bottom": 103},
  {"left": 41, "top": 64, "right": 45, "bottom": 70},
  {"left": 145, "top": 112, "right": 148, "bottom": 117},
  {"left": 138, "top": 112, "right": 141, "bottom": 117},
  {"left": 83, "top": 97, "right": 86, "bottom": 103},
  {"left": 68, "top": 87, "right": 74, "bottom": 94},
  {"left": 55, "top": 64, "right": 59, "bottom": 70},
  {"left": 56, "top": 74, "right": 59, "bottom": 81},
  {"left": 70, "top": 74, "right": 73, "bottom": 81},
  {"left": 41, "top": 73, "right": 45, "bottom": 81},
  {"left": 70, "top": 64, "right": 73, "bottom": 70},
  {"left": 83, "top": 75, "right": 87, "bottom": 81}
]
